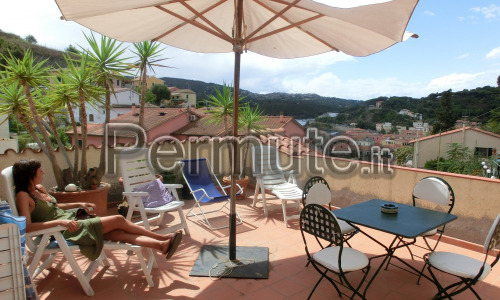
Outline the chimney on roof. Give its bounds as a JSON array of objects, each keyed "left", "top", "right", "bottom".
[
  {"left": 131, "top": 103, "right": 136, "bottom": 115},
  {"left": 280, "top": 111, "right": 284, "bottom": 123},
  {"left": 159, "top": 112, "right": 166, "bottom": 116}
]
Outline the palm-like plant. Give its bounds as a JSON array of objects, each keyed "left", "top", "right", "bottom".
[
  {"left": 131, "top": 41, "right": 170, "bottom": 128},
  {"left": 0, "top": 50, "right": 66, "bottom": 188},
  {"left": 82, "top": 33, "right": 131, "bottom": 182},
  {"left": 206, "top": 83, "right": 238, "bottom": 137},
  {"left": 49, "top": 69, "right": 80, "bottom": 181},
  {"left": 0, "top": 81, "right": 46, "bottom": 151},
  {"left": 64, "top": 54, "right": 106, "bottom": 188},
  {"left": 238, "top": 103, "right": 264, "bottom": 179}
]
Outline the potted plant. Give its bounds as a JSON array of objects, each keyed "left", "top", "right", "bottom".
[
  {"left": 222, "top": 103, "right": 264, "bottom": 199},
  {"left": 0, "top": 34, "right": 130, "bottom": 216},
  {"left": 205, "top": 84, "right": 263, "bottom": 199}
]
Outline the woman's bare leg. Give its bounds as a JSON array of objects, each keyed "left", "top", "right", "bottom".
[
  {"left": 99, "top": 215, "right": 174, "bottom": 241},
  {"left": 104, "top": 230, "right": 169, "bottom": 252}
]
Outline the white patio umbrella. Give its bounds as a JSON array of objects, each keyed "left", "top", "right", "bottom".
[{"left": 54, "top": 0, "right": 419, "bottom": 261}]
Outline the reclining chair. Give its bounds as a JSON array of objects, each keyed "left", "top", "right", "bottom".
[
  {"left": 119, "top": 149, "right": 190, "bottom": 235},
  {"left": 252, "top": 145, "right": 302, "bottom": 227},
  {"left": 1, "top": 166, "right": 155, "bottom": 296},
  {"left": 181, "top": 158, "right": 243, "bottom": 230}
]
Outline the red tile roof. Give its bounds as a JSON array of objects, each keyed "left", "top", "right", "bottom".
[
  {"left": 257, "top": 131, "right": 322, "bottom": 157},
  {"left": 69, "top": 107, "right": 203, "bottom": 136},
  {"left": 173, "top": 115, "right": 298, "bottom": 137},
  {"left": 409, "top": 127, "right": 500, "bottom": 143}
]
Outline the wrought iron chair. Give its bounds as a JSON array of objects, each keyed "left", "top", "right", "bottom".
[
  {"left": 120, "top": 149, "right": 190, "bottom": 235},
  {"left": 252, "top": 145, "right": 302, "bottom": 227},
  {"left": 425, "top": 212, "right": 500, "bottom": 300},
  {"left": 302, "top": 176, "right": 358, "bottom": 248},
  {"left": 300, "top": 204, "right": 370, "bottom": 299},
  {"left": 386, "top": 176, "right": 455, "bottom": 283},
  {"left": 181, "top": 158, "right": 243, "bottom": 230},
  {"left": 1, "top": 166, "right": 155, "bottom": 296}
]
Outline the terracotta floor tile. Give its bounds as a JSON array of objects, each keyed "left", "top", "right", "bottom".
[{"left": 31, "top": 189, "right": 500, "bottom": 299}]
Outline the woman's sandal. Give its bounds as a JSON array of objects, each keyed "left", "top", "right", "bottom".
[{"left": 165, "top": 231, "right": 183, "bottom": 259}]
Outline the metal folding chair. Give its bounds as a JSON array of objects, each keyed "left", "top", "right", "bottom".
[
  {"left": 302, "top": 176, "right": 358, "bottom": 248},
  {"left": 300, "top": 204, "right": 370, "bottom": 299},
  {"left": 181, "top": 158, "right": 243, "bottom": 230},
  {"left": 425, "top": 213, "right": 500, "bottom": 300},
  {"left": 386, "top": 176, "right": 454, "bottom": 284}
]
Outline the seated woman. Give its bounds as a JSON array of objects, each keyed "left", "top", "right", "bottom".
[{"left": 13, "top": 159, "right": 182, "bottom": 261}]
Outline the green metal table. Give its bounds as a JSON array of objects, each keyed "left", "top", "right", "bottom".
[{"left": 334, "top": 199, "right": 457, "bottom": 297}]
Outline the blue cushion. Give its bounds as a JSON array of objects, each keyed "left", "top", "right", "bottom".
[
  {"left": 132, "top": 178, "right": 174, "bottom": 208},
  {"left": 0, "top": 209, "right": 26, "bottom": 256}
]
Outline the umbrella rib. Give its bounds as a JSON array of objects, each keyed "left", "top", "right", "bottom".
[
  {"left": 154, "top": 1, "right": 232, "bottom": 44},
  {"left": 244, "top": 0, "right": 301, "bottom": 43},
  {"left": 248, "top": 0, "right": 339, "bottom": 52}
]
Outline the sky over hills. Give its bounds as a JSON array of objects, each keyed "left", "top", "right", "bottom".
[{"left": 1, "top": 0, "right": 499, "bottom": 100}]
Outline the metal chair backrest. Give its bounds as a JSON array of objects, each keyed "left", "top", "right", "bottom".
[
  {"left": 484, "top": 213, "right": 500, "bottom": 253},
  {"left": 1, "top": 166, "right": 19, "bottom": 216},
  {"left": 302, "top": 176, "right": 330, "bottom": 208},
  {"left": 300, "top": 204, "right": 342, "bottom": 246},
  {"left": 252, "top": 145, "right": 287, "bottom": 186},
  {"left": 119, "top": 149, "right": 157, "bottom": 191},
  {"left": 181, "top": 158, "right": 226, "bottom": 200},
  {"left": 413, "top": 176, "right": 454, "bottom": 213},
  {"left": 305, "top": 184, "right": 331, "bottom": 208}
]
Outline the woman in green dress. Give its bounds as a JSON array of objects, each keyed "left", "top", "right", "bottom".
[{"left": 13, "top": 159, "right": 182, "bottom": 260}]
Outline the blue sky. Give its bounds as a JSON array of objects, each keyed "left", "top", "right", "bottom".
[{"left": 0, "top": 0, "right": 499, "bottom": 100}]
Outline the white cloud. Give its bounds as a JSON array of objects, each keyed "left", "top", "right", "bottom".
[
  {"left": 427, "top": 72, "right": 487, "bottom": 91},
  {"left": 471, "top": 4, "right": 500, "bottom": 19},
  {"left": 424, "top": 11, "right": 435, "bottom": 17},
  {"left": 456, "top": 53, "right": 469, "bottom": 60},
  {"left": 486, "top": 47, "right": 500, "bottom": 59}
]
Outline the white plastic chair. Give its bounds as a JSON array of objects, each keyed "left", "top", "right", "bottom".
[
  {"left": 119, "top": 149, "right": 190, "bottom": 236},
  {"left": 1, "top": 166, "right": 155, "bottom": 296},
  {"left": 252, "top": 145, "right": 302, "bottom": 227},
  {"left": 0, "top": 223, "right": 25, "bottom": 300},
  {"left": 425, "top": 212, "right": 500, "bottom": 299}
]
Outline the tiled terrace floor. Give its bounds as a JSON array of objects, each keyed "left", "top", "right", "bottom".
[{"left": 34, "top": 189, "right": 500, "bottom": 300}]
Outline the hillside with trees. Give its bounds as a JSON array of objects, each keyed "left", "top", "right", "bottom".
[
  {"left": 0, "top": 30, "right": 70, "bottom": 67},
  {"left": 328, "top": 86, "right": 499, "bottom": 131}
]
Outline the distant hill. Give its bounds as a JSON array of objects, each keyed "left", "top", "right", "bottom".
[
  {"left": 160, "top": 76, "right": 362, "bottom": 118},
  {"left": 0, "top": 29, "right": 68, "bottom": 67},
  {"left": 328, "top": 87, "right": 500, "bottom": 130}
]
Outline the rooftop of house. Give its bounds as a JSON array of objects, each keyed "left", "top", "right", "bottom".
[
  {"left": 410, "top": 126, "right": 500, "bottom": 143},
  {"left": 70, "top": 107, "right": 206, "bottom": 136},
  {"left": 173, "top": 115, "right": 298, "bottom": 137}
]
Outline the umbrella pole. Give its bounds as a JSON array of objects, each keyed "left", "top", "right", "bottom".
[
  {"left": 229, "top": 50, "right": 241, "bottom": 261},
  {"left": 229, "top": 0, "right": 243, "bottom": 262}
]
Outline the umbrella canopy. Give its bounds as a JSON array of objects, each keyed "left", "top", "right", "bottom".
[
  {"left": 54, "top": 0, "right": 419, "bottom": 261},
  {"left": 55, "top": 0, "right": 418, "bottom": 58}
]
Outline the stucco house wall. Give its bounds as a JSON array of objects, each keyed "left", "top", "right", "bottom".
[
  {"left": 413, "top": 128, "right": 500, "bottom": 168},
  {"left": 74, "top": 88, "right": 140, "bottom": 124}
]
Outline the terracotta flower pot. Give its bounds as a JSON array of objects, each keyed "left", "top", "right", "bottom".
[
  {"left": 49, "top": 183, "right": 111, "bottom": 217},
  {"left": 222, "top": 176, "right": 249, "bottom": 200}
]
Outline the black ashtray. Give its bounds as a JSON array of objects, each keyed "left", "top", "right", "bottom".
[{"left": 381, "top": 203, "right": 398, "bottom": 214}]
